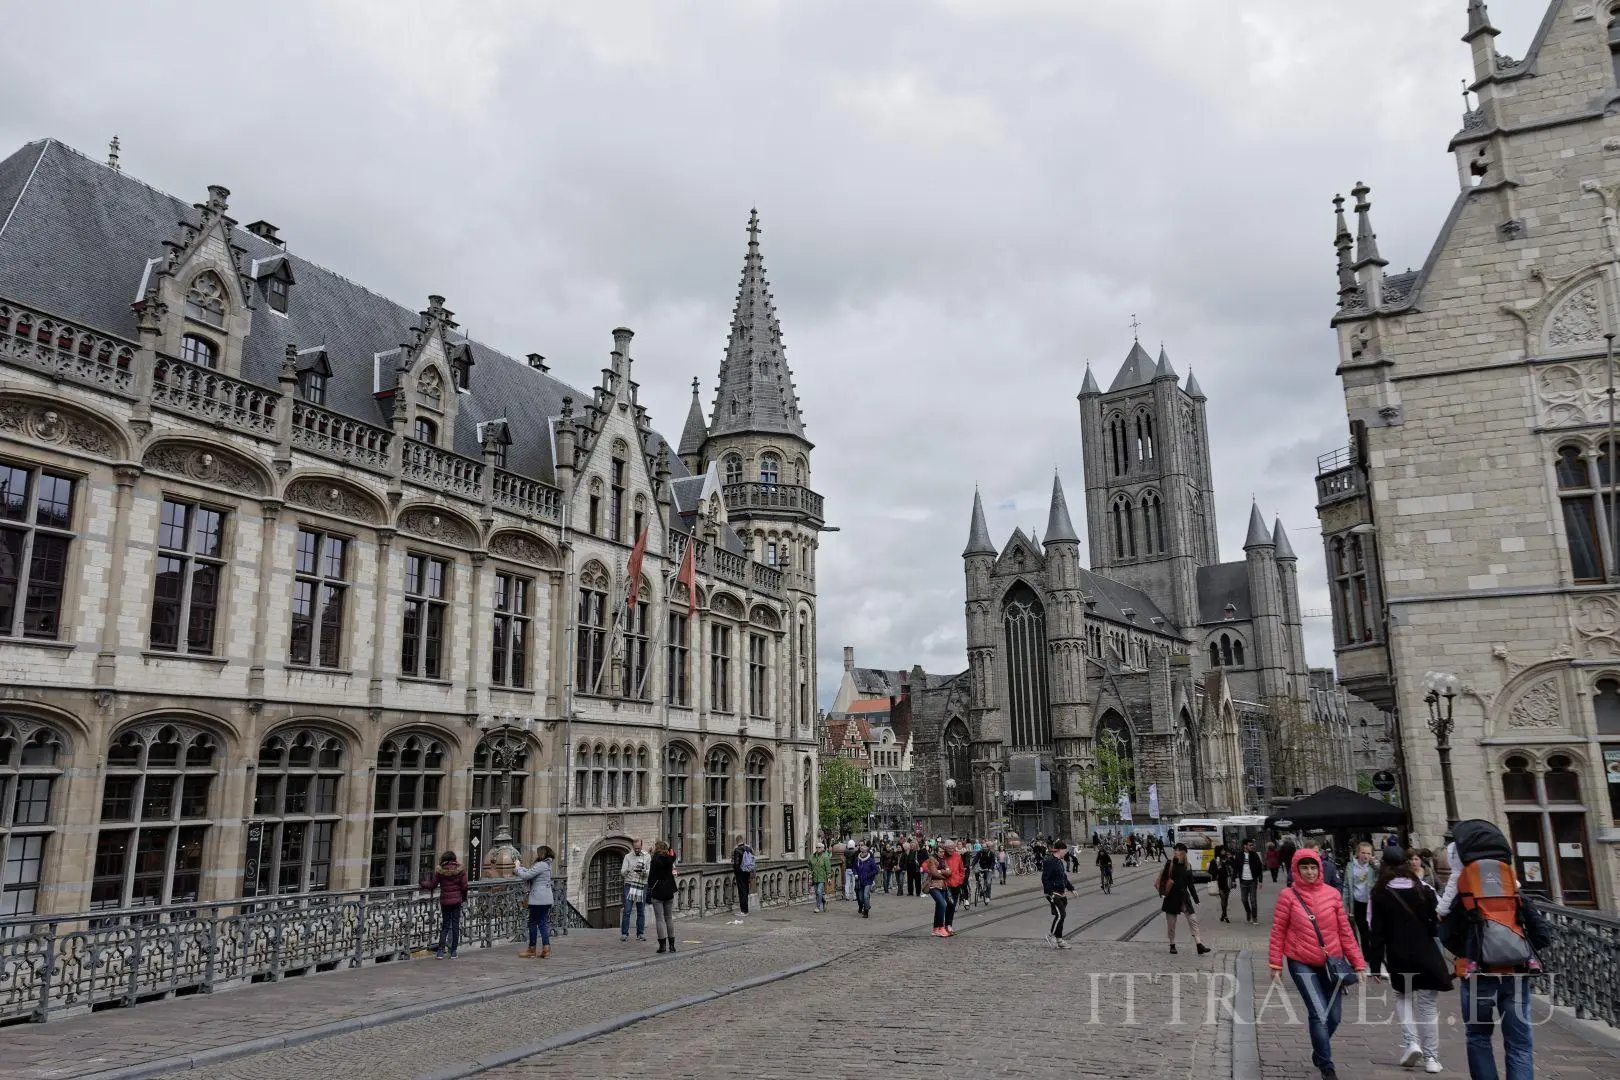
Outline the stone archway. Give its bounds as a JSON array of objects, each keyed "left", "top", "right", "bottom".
[{"left": 585, "top": 844, "right": 629, "bottom": 929}]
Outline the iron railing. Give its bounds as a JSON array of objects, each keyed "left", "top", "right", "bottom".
[
  {"left": 1533, "top": 900, "right": 1620, "bottom": 1028},
  {"left": 0, "top": 878, "right": 572, "bottom": 1023}
]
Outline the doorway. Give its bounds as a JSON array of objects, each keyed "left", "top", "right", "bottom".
[{"left": 586, "top": 846, "right": 627, "bottom": 929}]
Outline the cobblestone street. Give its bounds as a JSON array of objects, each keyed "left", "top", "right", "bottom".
[{"left": 6, "top": 865, "right": 1615, "bottom": 1080}]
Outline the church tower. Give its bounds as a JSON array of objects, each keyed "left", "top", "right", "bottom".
[
  {"left": 1078, "top": 338, "right": 1217, "bottom": 632},
  {"left": 688, "top": 210, "right": 823, "bottom": 742}
]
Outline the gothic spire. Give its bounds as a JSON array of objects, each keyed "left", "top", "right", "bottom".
[
  {"left": 678, "top": 376, "right": 708, "bottom": 457},
  {"left": 1079, "top": 362, "right": 1100, "bottom": 398},
  {"left": 1154, "top": 344, "right": 1178, "bottom": 381},
  {"left": 1351, "top": 182, "right": 1386, "bottom": 270},
  {"left": 1333, "top": 193, "right": 1358, "bottom": 301},
  {"left": 1109, "top": 339, "right": 1157, "bottom": 392},
  {"left": 1044, "top": 473, "right": 1080, "bottom": 546},
  {"left": 1272, "top": 517, "right": 1297, "bottom": 561},
  {"left": 1185, "top": 367, "right": 1205, "bottom": 400},
  {"left": 708, "top": 209, "right": 806, "bottom": 441},
  {"left": 965, "top": 489, "right": 996, "bottom": 557},
  {"left": 1243, "top": 502, "right": 1274, "bottom": 550}
]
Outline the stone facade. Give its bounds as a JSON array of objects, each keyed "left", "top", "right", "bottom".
[
  {"left": 0, "top": 140, "right": 820, "bottom": 924},
  {"left": 1315, "top": 0, "right": 1620, "bottom": 909}
]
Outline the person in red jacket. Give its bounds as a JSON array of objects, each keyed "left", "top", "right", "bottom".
[
  {"left": 942, "top": 842, "right": 967, "bottom": 933},
  {"left": 1268, "top": 848, "right": 1368, "bottom": 1080},
  {"left": 423, "top": 851, "right": 469, "bottom": 959}
]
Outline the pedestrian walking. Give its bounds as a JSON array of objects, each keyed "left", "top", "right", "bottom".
[
  {"left": 1096, "top": 846, "right": 1114, "bottom": 893},
  {"left": 1365, "top": 847, "right": 1452, "bottom": 1073},
  {"left": 925, "top": 845, "right": 953, "bottom": 937},
  {"left": 646, "top": 840, "right": 678, "bottom": 954},
  {"left": 1347, "top": 842, "right": 1376, "bottom": 955},
  {"left": 1158, "top": 842, "right": 1210, "bottom": 955},
  {"left": 809, "top": 843, "right": 832, "bottom": 913},
  {"left": 620, "top": 838, "right": 650, "bottom": 942},
  {"left": 1214, "top": 845, "right": 1237, "bottom": 923},
  {"left": 841, "top": 845, "right": 857, "bottom": 902},
  {"left": 1238, "top": 838, "right": 1264, "bottom": 923},
  {"left": 512, "top": 845, "right": 554, "bottom": 959},
  {"left": 730, "top": 836, "right": 756, "bottom": 922},
  {"left": 854, "top": 843, "right": 879, "bottom": 917},
  {"left": 880, "top": 844, "right": 898, "bottom": 893},
  {"left": 1266, "top": 842, "right": 1282, "bottom": 883},
  {"left": 422, "top": 851, "right": 467, "bottom": 959},
  {"left": 1278, "top": 838, "right": 1298, "bottom": 886},
  {"left": 943, "top": 841, "right": 967, "bottom": 931},
  {"left": 1268, "top": 848, "right": 1369, "bottom": 1080},
  {"left": 1042, "top": 839, "right": 1075, "bottom": 948},
  {"left": 902, "top": 843, "right": 922, "bottom": 897},
  {"left": 996, "top": 845, "right": 1008, "bottom": 885}
]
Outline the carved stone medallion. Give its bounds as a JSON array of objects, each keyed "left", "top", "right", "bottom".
[{"left": 1507, "top": 680, "right": 1562, "bottom": 729}]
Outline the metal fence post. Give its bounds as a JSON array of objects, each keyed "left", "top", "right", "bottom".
[
  {"left": 352, "top": 893, "right": 367, "bottom": 969},
  {"left": 33, "top": 921, "right": 59, "bottom": 1022},
  {"left": 203, "top": 905, "right": 220, "bottom": 993}
]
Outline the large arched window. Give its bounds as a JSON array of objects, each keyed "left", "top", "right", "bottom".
[
  {"left": 1498, "top": 751, "right": 1596, "bottom": 907},
  {"left": 664, "top": 743, "right": 693, "bottom": 860},
  {"left": 1140, "top": 492, "right": 1165, "bottom": 555},
  {"left": 1097, "top": 710, "right": 1134, "bottom": 762},
  {"left": 94, "top": 723, "right": 218, "bottom": 909},
  {"left": 759, "top": 454, "right": 780, "bottom": 486},
  {"left": 0, "top": 717, "right": 66, "bottom": 918},
  {"left": 944, "top": 719, "right": 972, "bottom": 803},
  {"left": 1556, "top": 443, "right": 1608, "bottom": 583},
  {"left": 704, "top": 747, "right": 734, "bottom": 862},
  {"left": 368, "top": 734, "right": 446, "bottom": 888},
  {"left": 1108, "top": 414, "right": 1128, "bottom": 477},
  {"left": 471, "top": 733, "right": 530, "bottom": 869},
  {"left": 249, "top": 729, "right": 344, "bottom": 897},
  {"left": 577, "top": 563, "right": 610, "bottom": 694},
  {"left": 1135, "top": 411, "right": 1155, "bottom": 463},
  {"left": 1002, "top": 583, "right": 1052, "bottom": 749},
  {"left": 745, "top": 749, "right": 770, "bottom": 855},
  {"left": 574, "top": 741, "right": 591, "bottom": 808},
  {"left": 1178, "top": 710, "right": 1202, "bottom": 810}
]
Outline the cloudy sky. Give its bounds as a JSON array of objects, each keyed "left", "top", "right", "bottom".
[{"left": 0, "top": 0, "right": 1549, "bottom": 704}]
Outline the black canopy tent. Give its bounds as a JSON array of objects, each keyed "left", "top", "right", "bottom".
[{"left": 1263, "top": 785, "right": 1405, "bottom": 831}]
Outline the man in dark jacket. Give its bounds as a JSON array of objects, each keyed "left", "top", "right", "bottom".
[
  {"left": 1042, "top": 840, "right": 1076, "bottom": 948},
  {"left": 1238, "top": 838, "right": 1265, "bottom": 923},
  {"left": 901, "top": 844, "right": 922, "bottom": 897}
]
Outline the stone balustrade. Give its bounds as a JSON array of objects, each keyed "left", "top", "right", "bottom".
[
  {"left": 669, "top": 859, "right": 812, "bottom": 919},
  {"left": 669, "top": 533, "right": 782, "bottom": 599},
  {"left": 493, "top": 467, "right": 563, "bottom": 523},
  {"left": 290, "top": 399, "right": 393, "bottom": 472},
  {"left": 401, "top": 438, "right": 484, "bottom": 499},
  {"left": 152, "top": 355, "right": 279, "bottom": 438},
  {"left": 0, "top": 301, "right": 136, "bottom": 396},
  {"left": 722, "top": 482, "right": 824, "bottom": 524}
]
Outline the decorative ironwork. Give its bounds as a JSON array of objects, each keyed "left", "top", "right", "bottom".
[
  {"left": 151, "top": 355, "right": 279, "bottom": 437},
  {"left": 0, "top": 879, "right": 579, "bottom": 1023},
  {"left": 1533, "top": 900, "right": 1620, "bottom": 1029},
  {"left": 290, "top": 401, "right": 392, "bottom": 472},
  {"left": 0, "top": 301, "right": 136, "bottom": 396}
]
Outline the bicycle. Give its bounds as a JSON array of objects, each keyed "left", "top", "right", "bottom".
[{"left": 1099, "top": 867, "right": 1113, "bottom": 894}]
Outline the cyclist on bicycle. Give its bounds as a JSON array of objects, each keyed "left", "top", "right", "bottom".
[
  {"left": 974, "top": 844, "right": 995, "bottom": 903},
  {"left": 1096, "top": 845, "right": 1114, "bottom": 894}
]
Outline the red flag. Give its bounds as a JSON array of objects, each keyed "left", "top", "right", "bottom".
[
  {"left": 677, "top": 537, "right": 697, "bottom": 617},
  {"left": 625, "top": 527, "right": 649, "bottom": 611}
]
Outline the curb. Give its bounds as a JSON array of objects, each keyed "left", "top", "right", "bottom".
[
  {"left": 81, "top": 941, "right": 744, "bottom": 1080},
  {"left": 1542, "top": 998, "right": 1620, "bottom": 1060},
  {"left": 1230, "top": 949, "right": 1259, "bottom": 1080},
  {"left": 413, "top": 954, "right": 842, "bottom": 1080}
]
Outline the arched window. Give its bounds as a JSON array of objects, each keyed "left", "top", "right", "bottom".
[
  {"left": 368, "top": 734, "right": 446, "bottom": 888},
  {"left": 944, "top": 719, "right": 972, "bottom": 802},
  {"left": 607, "top": 745, "right": 621, "bottom": 808},
  {"left": 664, "top": 744, "right": 692, "bottom": 859},
  {"left": 1111, "top": 500, "right": 1127, "bottom": 559},
  {"left": 1003, "top": 583, "right": 1052, "bottom": 748},
  {"left": 591, "top": 744, "right": 606, "bottom": 807},
  {"left": 704, "top": 748, "right": 734, "bottom": 862},
  {"left": 1544, "top": 754, "right": 1582, "bottom": 802},
  {"left": 184, "top": 272, "right": 227, "bottom": 327},
  {"left": 1135, "top": 412, "right": 1154, "bottom": 463},
  {"left": 724, "top": 454, "right": 743, "bottom": 485},
  {"left": 574, "top": 741, "right": 591, "bottom": 807},
  {"left": 249, "top": 729, "right": 344, "bottom": 896},
  {"left": 1232, "top": 637, "right": 1244, "bottom": 666},
  {"left": 413, "top": 417, "right": 438, "bottom": 445},
  {"left": 94, "top": 723, "right": 218, "bottom": 909},
  {"left": 0, "top": 718, "right": 66, "bottom": 918},
  {"left": 636, "top": 745, "right": 650, "bottom": 807},
  {"left": 416, "top": 367, "right": 444, "bottom": 411},
  {"left": 1501, "top": 754, "right": 1537, "bottom": 802},
  {"left": 759, "top": 454, "right": 780, "bottom": 486},
  {"left": 745, "top": 749, "right": 770, "bottom": 855},
  {"left": 1595, "top": 678, "right": 1620, "bottom": 734},
  {"left": 1179, "top": 711, "right": 1202, "bottom": 809},
  {"left": 471, "top": 733, "right": 530, "bottom": 867},
  {"left": 180, "top": 334, "right": 218, "bottom": 368},
  {"left": 577, "top": 563, "right": 610, "bottom": 694},
  {"left": 1208, "top": 642, "right": 1220, "bottom": 668},
  {"left": 1097, "top": 710, "right": 1134, "bottom": 763},
  {"left": 1498, "top": 752, "right": 1596, "bottom": 906},
  {"left": 1556, "top": 443, "right": 1607, "bottom": 583},
  {"left": 1108, "top": 415, "right": 1128, "bottom": 477}
]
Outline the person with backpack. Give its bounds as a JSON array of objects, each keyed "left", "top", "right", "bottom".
[
  {"left": 1366, "top": 847, "right": 1452, "bottom": 1074},
  {"left": 512, "top": 844, "right": 555, "bottom": 959},
  {"left": 1438, "top": 819, "right": 1551, "bottom": 1080},
  {"left": 1159, "top": 843, "right": 1210, "bottom": 955},
  {"left": 1268, "top": 848, "right": 1369, "bottom": 1080},
  {"left": 730, "top": 837, "right": 756, "bottom": 922},
  {"left": 421, "top": 851, "right": 468, "bottom": 959},
  {"left": 942, "top": 841, "right": 967, "bottom": 932}
]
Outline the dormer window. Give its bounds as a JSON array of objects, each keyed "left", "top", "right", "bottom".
[
  {"left": 181, "top": 334, "right": 218, "bottom": 369},
  {"left": 184, "top": 272, "right": 227, "bottom": 328},
  {"left": 266, "top": 276, "right": 289, "bottom": 314},
  {"left": 490, "top": 442, "right": 507, "bottom": 468},
  {"left": 298, "top": 370, "right": 326, "bottom": 405},
  {"left": 449, "top": 344, "right": 473, "bottom": 393},
  {"left": 414, "top": 418, "right": 437, "bottom": 445}
]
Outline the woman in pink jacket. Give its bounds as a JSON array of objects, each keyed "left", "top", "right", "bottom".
[{"left": 1268, "top": 848, "right": 1369, "bottom": 1080}]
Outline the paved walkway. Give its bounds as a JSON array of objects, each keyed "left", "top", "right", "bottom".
[{"left": 6, "top": 862, "right": 1614, "bottom": 1080}]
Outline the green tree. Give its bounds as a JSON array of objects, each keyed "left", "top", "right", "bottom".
[
  {"left": 819, "top": 758, "right": 875, "bottom": 838},
  {"left": 1074, "top": 731, "right": 1135, "bottom": 826}
]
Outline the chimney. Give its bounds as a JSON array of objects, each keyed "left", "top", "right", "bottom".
[
  {"left": 843, "top": 646, "right": 854, "bottom": 672},
  {"left": 527, "top": 353, "right": 549, "bottom": 372},
  {"left": 246, "top": 220, "right": 284, "bottom": 248}
]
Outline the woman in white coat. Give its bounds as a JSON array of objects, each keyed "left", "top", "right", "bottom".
[{"left": 513, "top": 845, "right": 555, "bottom": 958}]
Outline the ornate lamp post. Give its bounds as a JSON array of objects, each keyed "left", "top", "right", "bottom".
[
  {"left": 944, "top": 778, "right": 958, "bottom": 839},
  {"left": 1422, "top": 671, "right": 1461, "bottom": 830},
  {"left": 478, "top": 712, "right": 534, "bottom": 878}
]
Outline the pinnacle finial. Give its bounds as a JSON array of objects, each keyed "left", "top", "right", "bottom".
[
  {"left": 1129, "top": 313, "right": 1141, "bottom": 341},
  {"left": 1244, "top": 502, "right": 1274, "bottom": 551},
  {"left": 1351, "top": 181, "right": 1386, "bottom": 270},
  {"left": 965, "top": 489, "right": 996, "bottom": 557},
  {"left": 1464, "top": 0, "right": 1498, "bottom": 40},
  {"left": 1044, "top": 474, "right": 1080, "bottom": 546},
  {"left": 107, "top": 135, "right": 121, "bottom": 172},
  {"left": 1334, "top": 193, "right": 1357, "bottom": 300},
  {"left": 747, "top": 208, "right": 761, "bottom": 247},
  {"left": 1079, "top": 362, "right": 1101, "bottom": 398}
]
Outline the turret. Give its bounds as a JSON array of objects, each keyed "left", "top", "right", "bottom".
[
  {"left": 1273, "top": 517, "right": 1311, "bottom": 704},
  {"left": 678, "top": 376, "right": 707, "bottom": 475},
  {"left": 1043, "top": 475, "right": 1088, "bottom": 741}
]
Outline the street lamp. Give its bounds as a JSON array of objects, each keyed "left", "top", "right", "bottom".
[
  {"left": 1422, "top": 670, "right": 1461, "bottom": 830},
  {"left": 944, "top": 778, "right": 957, "bottom": 839},
  {"left": 477, "top": 712, "right": 534, "bottom": 876}
]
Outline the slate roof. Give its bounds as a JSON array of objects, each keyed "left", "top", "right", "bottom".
[
  {"left": 1079, "top": 568, "right": 1180, "bottom": 636},
  {"left": 1196, "top": 562, "right": 1252, "bottom": 625},
  {"left": 705, "top": 209, "right": 806, "bottom": 443},
  {"left": 851, "top": 667, "right": 953, "bottom": 697},
  {"left": 0, "top": 138, "right": 698, "bottom": 490},
  {"left": 1108, "top": 340, "right": 1156, "bottom": 392}
]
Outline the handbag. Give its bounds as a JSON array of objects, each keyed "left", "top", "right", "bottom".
[
  {"left": 1388, "top": 887, "right": 1455, "bottom": 989},
  {"left": 1292, "top": 887, "right": 1359, "bottom": 988}
]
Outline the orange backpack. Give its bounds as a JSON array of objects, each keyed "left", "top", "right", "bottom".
[{"left": 1450, "top": 859, "right": 1535, "bottom": 976}]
